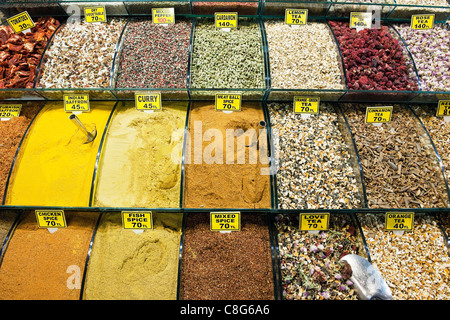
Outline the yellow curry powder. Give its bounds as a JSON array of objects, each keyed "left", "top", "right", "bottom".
[
  {"left": 4, "top": 101, "right": 114, "bottom": 207},
  {"left": 83, "top": 212, "right": 182, "bottom": 300}
]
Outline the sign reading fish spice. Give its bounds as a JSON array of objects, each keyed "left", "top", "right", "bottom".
[
  {"left": 122, "top": 211, "right": 153, "bottom": 230},
  {"left": 215, "top": 93, "right": 241, "bottom": 111},
  {"left": 84, "top": 6, "right": 107, "bottom": 23},
  {"left": 152, "top": 8, "right": 175, "bottom": 25},
  {"left": 293, "top": 96, "right": 319, "bottom": 114},
  {"left": 7, "top": 11, "right": 35, "bottom": 34},
  {"left": 350, "top": 12, "right": 372, "bottom": 29},
  {"left": 299, "top": 213, "right": 330, "bottom": 231},
  {"left": 215, "top": 12, "right": 238, "bottom": 29},
  {"left": 35, "top": 210, "right": 67, "bottom": 228},
  {"left": 64, "top": 94, "right": 90, "bottom": 112},
  {"left": 135, "top": 92, "right": 162, "bottom": 111},
  {"left": 411, "top": 14, "right": 434, "bottom": 30},
  {"left": 0, "top": 104, "right": 22, "bottom": 120},
  {"left": 436, "top": 100, "right": 450, "bottom": 116},
  {"left": 365, "top": 106, "right": 393, "bottom": 124},
  {"left": 285, "top": 9, "right": 308, "bottom": 26},
  {"left": 385, "top": 212, "right": 414, "bottom": 231},
  {"left": 210, "top": 212, "right": 241, "bottom": 231}
]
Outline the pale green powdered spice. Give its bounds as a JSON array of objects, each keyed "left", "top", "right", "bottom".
[
  {"left": 190, "top": 18, "right": 265, "bottom": 96},
  {"left": 83, "top": 212, "right": 182, "bottom": 300}
]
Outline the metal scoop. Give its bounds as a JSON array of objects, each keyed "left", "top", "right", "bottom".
[
  {"left": 340, "top": 254, "right": 392, "bottom": 300},
  {"left": 69, "top": 114, "right": 97, "bottom": 144}
]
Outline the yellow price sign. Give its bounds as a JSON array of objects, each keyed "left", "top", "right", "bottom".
[
  {"left": 64, "top": 94, "right": 90, "bottom": 112},
  {"left": 437, "top": 100, "right": 450, "bottom": 117},
  {"left": 365, "top": 106, "right": 393, "bottom": 124},
  {"left": 0, "top": 104, "right": 22, "bottom": 119},
  {"left": 215, "top": 94, "right": 241, "bottom": 112},
  {"left": 299, "top": 213, "right": 330, "bottom": 231},
  {"left": 152, "top": 8, "right": 175, "bottom": 25},
  {"left": 350, "top": 12, "right": 372, "bottom": 29},
  {"left": 210, "top": 212, "right": 241, "bottom": 231},
  {"left": 135, "top": 92, "right": 162, "bottom": 111},
  {"left": 285, "top": 9, "right": 308, "bottom": 26},
  {"left": 35, "top": 210, "right": 67, "bottom": 229},
  {"left": 84, "top": 6, "right": 107, "bottom": 23},
  {"left": 411, "top": 14, "right": 434, "bottom": 30},
  {"left": 293, "top": 96, "right": 320, "bottom": 114},
  {"left": 7, "top": 11, "right": 35, "bottom": 34},
  {"left": 215, "top": 12, "right": 238, "bottom": 29},
  {"left": 385, "top": 212, "right": 414, "bottom": 231},
  {"left": 122, "top": 211, "right": 153, "bottom": 230}
]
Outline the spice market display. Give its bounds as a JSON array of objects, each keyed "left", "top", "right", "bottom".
[{"left": 0, "top": 0, "right": 449, "bottom": 302}]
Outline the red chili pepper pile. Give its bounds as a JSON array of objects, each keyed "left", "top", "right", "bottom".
[
  {"left": 0, "top": 17, "right": 60, "bottom": 89},
  {"left": 329, "top": 21, "right": 418, "bottom": 91}
]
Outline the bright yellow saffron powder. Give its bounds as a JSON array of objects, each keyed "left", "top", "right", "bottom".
[{"left": 4, "top": 101, "right": 115, "bottom": 207}]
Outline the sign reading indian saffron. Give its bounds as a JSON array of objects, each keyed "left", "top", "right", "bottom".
[
  {"left": 35, "top": 210, "right": 67, "bottom": 228},
  {"left": 135, "top": 92, "right": 162, "bottom": 111},
  {"left": 64, "top": 94, "right": 90, "bottom": 112},
  {"left": 7, "top": 11, "right": 35, "bottom": 34},
  {"left": 84, "top": 6, "right": 107, "bottom": 23},
  {"left": 152, "top": 8, "right": 175, "bottom": 25},
  {"left": 210, "top": 212, "right": 241, "bottom": 231}
]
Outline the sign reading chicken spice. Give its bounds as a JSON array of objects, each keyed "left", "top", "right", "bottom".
[
  {"left": 300, "top": 213, "right": 329, "bottom": 231},
  {"left": 285, "top": 9, "right": 308, "bottom": 26},
  {"left": 84, "top": 6, "right": 107, "bottom": 23},
  {"left": 7, "top": 11, "right": 35, "bottom": 34},
  {"left": 215, "top": 12, "right": 238, "bottom": 28},
  {"left": 365, "top": 106, "right": 393, "bottom": 124},
  {"left": 152, "top": 8, "right": 175, "bottom": 25},
  {"left": 349, "top": 12, "right": 372, "bottom": 29},
  {"left": 35, "top": 210, "right": 67, "bottom": 228},
  {"left": 215, "top": 93, "right": 241, "bottom": 111},
  {"left": 411, "top": 14, "right": 435, "bottom": 30},
  {"left": 135, "top": 92, "right": 162, "bottom": 111},
  {"left": 437, "top": 100, "right": 450, "bottom": 117},
  {"left": 210, "top": 212, "right": 241, "bottom": 231},
  {"left": 0, "top": 104, "right": 22, "bottom": 120},
  {"left": 122, "top": 211, "right": 153, "bottom": 230},
  {"left": 64, "top": 94, "right": 90, "bottom": 112},
  {"left": 293, "top": 96, "right": 319, "bottom": 114},
  {"left": 384, "top": 212, "right": 414, "bottom": 231}
]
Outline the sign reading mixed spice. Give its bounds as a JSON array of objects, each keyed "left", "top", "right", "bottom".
[{"left": 210, "top": 212, "right": 241, "bottom": 231}]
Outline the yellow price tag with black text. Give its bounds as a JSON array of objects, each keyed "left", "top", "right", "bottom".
[
  {"left": 365, "top": 106, "right": 393, "bottom": 124},
  {"left": 300, "top": 213, "right": 329, "bottom": 231},
  {"left": 152, "top": 8, "right": 175, "bottom": 25},
  {"left": 411, "top": 14, "right": 434, "bottom": 30},
  {"left": 215, "top": 12, "right": 238, "bottom": 29},
  {"left": 0, "top": 104, "right": 22, "bottom": 119},
  {"left": 122, "top": 211, "right": 153, "bottom": 230},
  {"left": 210, "top": 212, "right": 241, "bottom": 231},
  {"left": 385, "top": 212, "right": 414, "bottom": 231},
  {"left": 135, "top": 92, "right": 162, "bottom": 111},
  {"left": 64, "top": 94, "right": 90, "bottom": 112},
  {"left": 7, "top": 11, "right": 35, "bottom": 34},
  {"left": 35, "top": 210, "right": 67, "bottom": 229},
  {"left": 350, "top": 12, "right": 372, "bottom": 29},
  {"left": 84, "top": 6, "right": 107, "bottom": 23},
  {"left": 294, "top": 96, "right": 320, "bottom": 114},
  {"left": 285, "top": 9, "right": 308, "bottom": 26},
  {"left": 437, "top": 100, "right": 450, "bottom": 117},
  {"left": 215, "top": 93, "right": 241, "bottom": 112}
]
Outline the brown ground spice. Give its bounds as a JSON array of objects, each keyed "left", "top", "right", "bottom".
[
  {"left": 0, "top": 211, "right": 17, "bottom": 252},
  {"left": 0, "top": 211, "right": 99, "bottom": 300},
  {"left": 183, "top": 102, "right": 271, "bottom": 209},
  {"left": 0, "top": 102, "right": 43, "bottom": 202},
  {"left": 179, "top": 213, "right": 275, "bottom": 300}
]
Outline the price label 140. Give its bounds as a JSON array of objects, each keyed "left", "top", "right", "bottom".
[
  {"left": 215, "top": 12, "right": 238, "bottom": 29},
  {"left": 350, "top": 12, "right": 372, "bottom": 29},
  {"left": 411, "top": 14, "right": 434, "bottom": 30}
]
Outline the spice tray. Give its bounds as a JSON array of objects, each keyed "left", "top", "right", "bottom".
[{"left": 0, "top": 14, "right": 449, "bottom": 103}]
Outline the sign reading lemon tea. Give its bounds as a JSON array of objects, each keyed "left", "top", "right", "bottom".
[
  {"left": 215, "top": 12, "right": 238, "bottom": 29},
  {"left": 35, "top": 210, "right": 67, "bottom": 228},
  {"left": 64, "top": 94, "right": 90, "bottom": 112},
  {"left": 215, "top": 94, "right": 241, "bottom": 112},
  {"left": 285, "top": 9, "right": 308, "bottom": 26},
  {"left": 411, "top": 14, "right": 434, "bottom": 30},
  {"left": 7, "top": 11, "right": 35, "bottom": 34},
  {"left": 300, "top": 213, "right": 330, "bottom": 231},
  {"left": 385, "top": 212, "right": 414, "bottom": 231},
  {"left": 210, "top": 212, "right": 241, "bottom": 231},
  {"left": 152, "top": 8, "right": 175, "bottom": 25},
  {"left": 84, "top": 6, "right": 107, "bottom": 23},
  {"left": 365, "top": 106, "right": 393, "bottom": 124},
  {"left": 350, "top": 12, "right": 372, "bottom": 29},
  {"left": 0, "top": 104, "right": 22, "bottom": 120},
  {"left": 293, "top": 96, "right": 320, "bottom": 114},
  {"left": 135, "top": 92, "right": 162, "bottom": 111},
  {"left": 437, "top": 100, "right": 450, "bottom": 117},
  {"left": 122, "top": 211, "right": 153, "bottom": 230}
]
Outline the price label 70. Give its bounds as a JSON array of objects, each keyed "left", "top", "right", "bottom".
[
  {"left": 365, "top": 106, "right": 393, "bottom": 124},
  {"left": 35, "top": 210, "right": 67, "bottom": 229},
  {"left": 210, "top": 212, "right": 241, "bottom": 231}
]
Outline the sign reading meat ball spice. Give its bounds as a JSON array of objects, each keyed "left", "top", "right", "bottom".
[
  {"left": 83, "top": 212, "right": 182, "bottom": 300},
  {"left": 0, "top": 211, "right": 99, "bottom": 300},
  {"left": 183, "top": 102, "right": 271, "bottom": 209},
  {"left": 179, "top": 213, "right": 274, "bottom": 300}
]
